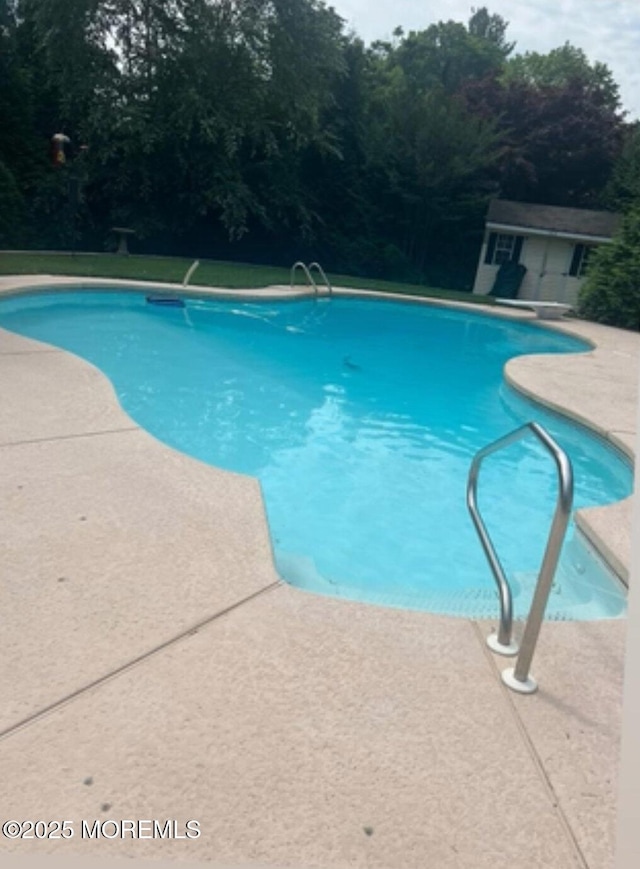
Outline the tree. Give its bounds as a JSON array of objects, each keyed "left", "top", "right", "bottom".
[
  {"left": 0, "top": 159, "right": 27, "bottom": 245},
  {"left": 16, "top": 0, "right": 347, "bottom": 246},
  {"left": 468, "top": 6, "right": 514, "bottom": 58},
  {"left": 0, "top": 1, "right": 630, "bottom": 292},
  {"left": 502, "top": 42, "right": 621, "bottom": 112},
  {"left": 578, "top": 207, "right": 640, "bottom": 329},
  {"left": 384, "top": 18, "right": 508, "bottom": 95},
  {"left": 604, "top": 122, "right": 640, "bottom": 210},
  {"left": 18, "top": 0, "right": 119, "bottom": 132},
  {"left": 0, "top": 0, "right": 54, "bottom": 245},
  {"left": 463, "top": 73, "right": 625, "bottom": 207},
  {"left": 358, "top": 49, "right": 502, "bottom": 281}
]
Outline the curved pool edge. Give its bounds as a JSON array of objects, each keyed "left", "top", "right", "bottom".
[
  {"left": 501, "top": 331, "right": 637, "bottom": 584},
  {"left": 1, "top": 273, "right": 637, "bottom": 587}
]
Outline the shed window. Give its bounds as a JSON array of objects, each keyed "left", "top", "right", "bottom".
[
  {"left": 569, "top": 244, "right": 594, "bottom": 278},
  {"left": 484, "top": 232, "right": 523, "bottom": 265}
]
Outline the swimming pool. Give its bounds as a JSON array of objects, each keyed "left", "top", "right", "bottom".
[{"left": 0, "top": 288, "right": 631, "bottom": 619}]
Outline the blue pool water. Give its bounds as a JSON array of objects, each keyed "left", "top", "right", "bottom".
[{"left": 0, "top": 289, "right": 632, "bottom": 619}]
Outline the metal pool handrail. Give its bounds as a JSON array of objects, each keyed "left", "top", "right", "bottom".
[
  {"left": 290, "top": 261, "right": 318, "bottom": 294},
  {"left": 182, "top": 259, "right": 200, "bottom": 288},
  {"left": 467, "top": 421, "right": 574, "bottom": 692},
  {"left": 290, "top": 261, "right": 332, "bottom": 297},
  {"left": 308, "top": 262, "right": 332, "bottom": 295}
]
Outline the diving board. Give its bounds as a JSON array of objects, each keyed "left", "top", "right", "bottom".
[{"left": 495, "top": 299, "right": 573, "bottom": 320}]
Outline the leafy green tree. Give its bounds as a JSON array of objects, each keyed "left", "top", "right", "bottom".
[
  {"left": 335, "top": 11, "right": 510, "bottom": 283},
  {"left": 381, "top": 17, "right": 508, "bottom": 95},
  {"left": 17, "top": 0, "right": 347, "bottom": 246},
  {"left": 502, "top": 42, "right": 621, "bottom": 112},
  {"left": 467, "top": 6, "right": 514, "bottom": 58},
  {"left": 359, "top": 53, "right": 501, "bottom": 280},
  {"left": 0, "top": 0, "right": 34, "bottom": 242},
  {"left": 18, "top": 0, "right": 118, "bottom": 133},
  {"left": 228, "top": 0, "right": 347, "bottom": 241},
  {"left": 298, "top": 36, "right": 382, "bottom": 274},
  {"left": 0, "top": 159, "right": 27, "bottom": 245},
  {"left": 604, "top": 123, "right": 640, "bottom": 210},
  {"left": 578, "top": 207, "right": 640, "bottom": 329}
]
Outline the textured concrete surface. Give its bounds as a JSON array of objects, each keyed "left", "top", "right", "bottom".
[
  {"left": 0, "top": 275, "right": 637, "bottom": 868},
  {"left": 1, "top": 428, "right": 279, "bottom": 733},
  {"left": 481, "top": 616, "right": 627, "bottom": 869},
  {"left": 576, "top": 499, "right": 633, "bottom": 584},
  {"left": 0, "top": 347, "right": 136, "bottom": 444},
  {"left": 0, "top": 591, "right": 585, "bottom": 869}
]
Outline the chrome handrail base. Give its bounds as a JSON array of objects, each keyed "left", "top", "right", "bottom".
[
  {"left": 487, "top": 633, "right": 519, "bottom": 657},
  {"left": 501, "top": 667, "right": 538, "bottom": 695}
]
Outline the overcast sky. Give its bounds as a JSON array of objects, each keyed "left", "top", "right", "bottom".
[{"left": 329, "top": 1, "right": 640, "bottom": 120}]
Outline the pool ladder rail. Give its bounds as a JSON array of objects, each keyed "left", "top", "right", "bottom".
[
  {"left": 290, "top": 261, "right": 333, "bottom": 297},
  {"left": 466, "top": 421, "right": 574, "bottom": 694}
]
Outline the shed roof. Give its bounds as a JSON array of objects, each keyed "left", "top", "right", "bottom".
[{"left": 487, "top": 199, "right": 621, "bottom": 239}]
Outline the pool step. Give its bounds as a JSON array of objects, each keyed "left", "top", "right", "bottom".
[
  {"left": 511, "top": 558, "right": 626, "bottom": 620},
  {"left": 275, "top": 551, "right": 337, "bottom": 593}
]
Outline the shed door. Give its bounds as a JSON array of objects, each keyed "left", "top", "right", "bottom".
[{"left": 522, "top": 237, "right": 572, "bottom": 303}]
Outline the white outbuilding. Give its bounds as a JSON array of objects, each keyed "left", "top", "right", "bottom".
[{"left": 472, "top": 199, "right": 621, "bottom": 307}]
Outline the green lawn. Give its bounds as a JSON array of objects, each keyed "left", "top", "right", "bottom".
[{"left": 0, "top": 251, "right": 494, "bottom": 306}]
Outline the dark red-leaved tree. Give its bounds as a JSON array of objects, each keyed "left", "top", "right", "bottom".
[{"left": 462, "top": 74, "right": 626, "bottom": 207}]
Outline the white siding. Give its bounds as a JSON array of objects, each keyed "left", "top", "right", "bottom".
[
  {"left": 471, "top": 234, "right": 496, "bottom": 295},
  {"left": 472, "top": 262, "right": 498, "bottom": 295},
  {"left": 518, "top": 236, "right": 547, "bottom": 300},
  {"left": 524, "top": 238, "right": 585, "bottom": 305},
  {"left": 563, "top": 276, "right": 583, "bottom": 307},
  {"left": 541, "top": 239, "right": 573, "bottom": 303}
]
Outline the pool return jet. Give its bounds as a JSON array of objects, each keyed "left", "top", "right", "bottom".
[{"left": 466, "top": 421, "right": 574, "bottom": 694}]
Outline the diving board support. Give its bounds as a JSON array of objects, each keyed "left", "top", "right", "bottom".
[{"left": 467, "top": 422, "right": 574, "bottom": 692}]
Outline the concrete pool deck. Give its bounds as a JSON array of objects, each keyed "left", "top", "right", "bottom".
[{"left": 0, "top": 274, "right": 638, "bottom": 869}]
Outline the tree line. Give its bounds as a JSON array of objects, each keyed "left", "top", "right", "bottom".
[{"left": 1, "top": 1, "right": 637, "bottom": 290}]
